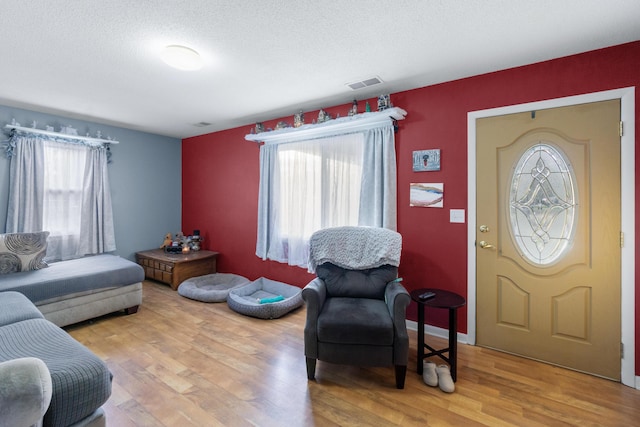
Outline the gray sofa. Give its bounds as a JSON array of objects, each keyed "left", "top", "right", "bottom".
[
  {"left": 0, "top": 291, "right": 112, "bottom": 427},
  {"left": 0, "top": 254, "right": 144, "bottom": 327},
  {"left": 0, "top": 233, "right": 144, "bottom": 426}
]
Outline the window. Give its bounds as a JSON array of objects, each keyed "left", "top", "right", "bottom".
[
  {"left": 6, "top": 134, "right": 116, "bottom": 261},
  {"left": 42, "top": 141, "right": 87, "bottom": 260},
  {"left": 272, "top": 133, "right": 363, "bottom": 265},
  {"left": 256, "top": 124, "right": 397, "bottom": 268}
]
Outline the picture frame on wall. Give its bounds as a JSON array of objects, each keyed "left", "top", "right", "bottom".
[
  {"left": 410, "top": 183, "right": 443, "bottom": 208},
  {"left": 412, "top": 149, "right": 441, "bottom": 172}
]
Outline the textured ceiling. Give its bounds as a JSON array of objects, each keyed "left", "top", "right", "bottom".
[{"left": 1, "top": 1, "right": 639, "bottom": 139}]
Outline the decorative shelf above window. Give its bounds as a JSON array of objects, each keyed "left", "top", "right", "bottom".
[
  {"left": 4, "top": 124, "right": 119, "bottom": 145},
  {"left": 244, "top": 106, "right": 407, "bottom": 145}
]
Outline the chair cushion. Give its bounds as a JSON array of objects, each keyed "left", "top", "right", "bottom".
[
  {"left": 317, "top": 297, "right": 394, "bottom": 345},
  {"left": 316, "top": 263, "right": 397, "bottom": 299}
]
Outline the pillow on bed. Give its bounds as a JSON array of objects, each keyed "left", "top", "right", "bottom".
[{"left": 0, "top": 231, "right": 50, "bottom": 274}]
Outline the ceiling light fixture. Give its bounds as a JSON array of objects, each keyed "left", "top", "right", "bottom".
[{"left": 160, "top": 45, "right": 203, "bottom": 71}]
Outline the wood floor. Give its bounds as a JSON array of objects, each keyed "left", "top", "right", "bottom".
[{"left": 66, "top": 281, "right": 640, "bottom": 426}]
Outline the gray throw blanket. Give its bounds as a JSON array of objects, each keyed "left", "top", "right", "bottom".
[{"left": 308, "top": 226, "right": 401, "bottom": 272}]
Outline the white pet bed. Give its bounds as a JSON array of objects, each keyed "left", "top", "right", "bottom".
[
  {"left": 178, "top": 273, "right": 250, "bottom": 303},
  {"left": 227, "top": 277, "right": 303, "bottom": 319}
]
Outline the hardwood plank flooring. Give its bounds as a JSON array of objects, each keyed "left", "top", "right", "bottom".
[{"left": 66, "top": 281, "right": 640, "bottom": 426}]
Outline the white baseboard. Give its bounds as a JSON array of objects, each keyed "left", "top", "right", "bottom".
[
  {"left": 406, "top": 320, "right": 640, "bottom": 390},
  {"left": 406, "top": 320, "right": 469, "bottom": 345}
]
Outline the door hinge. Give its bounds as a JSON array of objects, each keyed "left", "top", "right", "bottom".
[
  {"left": 621, "top": 342, "right": 624, "bottom": 359},
  {"left": 620, "top": 231, "right": 624, "bottom": 248},
  {"left": 620, "top": 121, "right": 624, "bottom": 137}
]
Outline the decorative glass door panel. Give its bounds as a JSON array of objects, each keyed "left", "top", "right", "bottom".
[{"left": 509, "top": 143, "right": 577, "bottom": 266}]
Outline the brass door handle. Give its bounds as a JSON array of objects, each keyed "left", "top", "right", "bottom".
[{"left": 479, "top": 241, "right": 494, "bottom": 249}]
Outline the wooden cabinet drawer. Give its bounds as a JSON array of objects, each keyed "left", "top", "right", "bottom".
[{"left": 136, "top": 249, "right": 219, "bottom": 290}]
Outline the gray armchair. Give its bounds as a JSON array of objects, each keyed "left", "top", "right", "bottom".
[{"left": 302, "top": 226, "right": 410, "bottom": 389}]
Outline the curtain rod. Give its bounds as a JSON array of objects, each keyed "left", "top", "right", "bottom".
[{"left": 5, "top": 124, "right": 119, "bottom": 144}]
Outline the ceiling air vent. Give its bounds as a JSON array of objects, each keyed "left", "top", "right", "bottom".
[{"left": 346, "top": 76, "right": 383, "bottom": 90}]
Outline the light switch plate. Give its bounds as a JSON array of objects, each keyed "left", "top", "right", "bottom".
[{"left": 450, "top": 209, "right": 465, "bottom": 223}]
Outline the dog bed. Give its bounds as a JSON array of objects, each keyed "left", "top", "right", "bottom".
[
  {"left": 178, "top": 273, "right": 250, "bottom": 302},
  {"left": 227, "top": 277, "right": 303, "bottom": 319}
]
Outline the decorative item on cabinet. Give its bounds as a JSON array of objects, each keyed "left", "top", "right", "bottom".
[
  {"left": 190, "top": 229, "right": 203, "bottom": 251},
  {"left": 294, "top": 111, "right": 304, "bottom": 128},
  {"left": 161, "top": 233, "right": 173, "bottom": 248},
  {"left": 174, "top": 231, "right": 185, "bottom": 245},
  {"left": 165, "top": 245, "right": 182, "bottom": 254}
]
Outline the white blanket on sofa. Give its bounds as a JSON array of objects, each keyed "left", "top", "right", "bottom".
[{"left": 308, "top": 226, "right": 402, "bottom": 273}]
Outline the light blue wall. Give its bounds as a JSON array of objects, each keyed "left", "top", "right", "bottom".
[{"left": 0, "top": 105, "right": 182, "bottom": 261}]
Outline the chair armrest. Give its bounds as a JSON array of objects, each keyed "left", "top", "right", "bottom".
[
  {"left": 385, "top": 280, "right": 410, "bottom": 321},
  {"left": 0, "top": 357, "right": 52, "bottom": 427},
  {"left": 385, "top": 281, "right": 411, "bottom": 364},
  {"left": 302, "top": 277, "right": 327, "bottom": 314},
  {"left": 301, "top": 278, "right": 327, "bottom": 358}
]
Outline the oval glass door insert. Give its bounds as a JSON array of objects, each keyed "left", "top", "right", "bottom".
[{"left": 509, "top": 143, "right": 577, "bottom": 266}]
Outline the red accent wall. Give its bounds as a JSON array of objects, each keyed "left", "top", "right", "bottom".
[{"left": 183, "top": 41, "right": 640, "bottom": 374}]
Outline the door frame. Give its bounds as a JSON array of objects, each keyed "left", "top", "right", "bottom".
[{"left": 467, "top": 87, "right": 636, "bottom": 388}]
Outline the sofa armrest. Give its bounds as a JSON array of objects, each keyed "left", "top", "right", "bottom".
[
  {"left": 0, "top": 357, "right": 52, "bottom": 427},
  {"left": 301, "top": 278, "right": 327, "bottom": 358},
  {"left": 385, "top": 281, "right": 411, "bottom": 365}
]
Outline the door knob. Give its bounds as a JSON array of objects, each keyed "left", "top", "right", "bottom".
[
  {"left": 479, "top": 240, "right": 494, "bottom": 249},
  {"left": 479, "top": 225, "right": 490, "bottom": 233}
]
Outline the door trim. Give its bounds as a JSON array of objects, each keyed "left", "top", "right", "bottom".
[{"left": 467, "top": 87, "right": 636, "bottom": 387}]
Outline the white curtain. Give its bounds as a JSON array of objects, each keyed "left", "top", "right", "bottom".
[
  {"left": 6, "top": 136, "right": 45, "bottom": 232},
  {"left": 359, "top": 125, "right": 397, "bottom": 229},
  {"left": 6, "top": 136, "right": 116, "bottom": 261},
  {"left": 78, "top": 145, "right": 116, "bottom": 255},
  {"left": 256, "top": 123, "right": 397, "bottom": 268}
]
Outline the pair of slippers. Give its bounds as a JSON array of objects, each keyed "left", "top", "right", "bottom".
[{"left": 422, "top": 361, "right": 455, "bottom": 393}]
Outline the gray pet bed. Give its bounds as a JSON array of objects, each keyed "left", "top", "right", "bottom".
[
  {"left": 178, "top": 273, "right": 250, "bottom": 302},
  {"left": 227, "top": 277, "right": 303, "bottom": 319}
]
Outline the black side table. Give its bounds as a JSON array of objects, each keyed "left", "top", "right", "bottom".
[{"left": 410, "top": 288, "right": 466, "bottom": 382}]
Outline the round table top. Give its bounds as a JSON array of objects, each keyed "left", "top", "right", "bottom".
[{"left": 410, "top": 288, "right": 466, "bottom": 309}]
